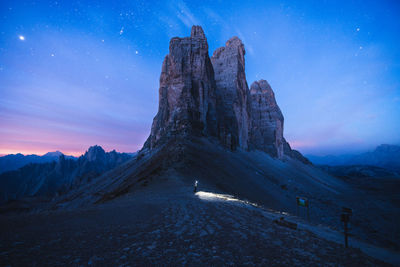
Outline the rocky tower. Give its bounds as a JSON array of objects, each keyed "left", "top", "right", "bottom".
[
  {"left": 211, "top": 37, "right": 250, "bottom": 150},
  {"left": 143, "top": 26, "right": 310, "bottom": 164},
  {"left": 249, "top": 80, "right": 284, "bottom": 158},
  {"left": 144, "top": 26, "right": 217, "bottom": 149}
]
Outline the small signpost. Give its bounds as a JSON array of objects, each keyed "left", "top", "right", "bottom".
[
  {"left": 341, "top": 207, "right": 352, "bottom": 248},
  {"left": 296, "top": 196, "right": 310, "bottom": 220}
]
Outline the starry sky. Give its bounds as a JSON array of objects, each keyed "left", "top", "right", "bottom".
[{"left": 0, "top": 0, "right": 399, "bottom": 156}]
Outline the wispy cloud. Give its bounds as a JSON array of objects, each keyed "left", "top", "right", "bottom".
[{"left": 174, "top": 0, "right": 200, "bottom": 28}]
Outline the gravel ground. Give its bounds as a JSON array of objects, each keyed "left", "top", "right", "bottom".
[{"left": 0, "top": 186, "right": 392, "bottom": 266}]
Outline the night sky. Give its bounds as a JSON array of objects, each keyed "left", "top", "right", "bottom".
[{"left": 0, "top": 0, "right": 399, "bottom": 156}]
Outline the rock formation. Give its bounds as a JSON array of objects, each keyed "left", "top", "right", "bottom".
[
  {"left": 144, "top": 26, "right": 217, "bottom": 149},
  {"left": 211, "top": 37, "right": 250, "bottom": 150},
  {"left": 249, "top": 80, "right": 284, "bottom": 158},
  {"left": 143, "top": 25, "right": 309, "bottom": 164}
]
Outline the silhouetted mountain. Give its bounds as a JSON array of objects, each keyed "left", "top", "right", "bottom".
[
  {"left": 42, "top": 151, "right": 64, "bottom": 157},
  {"left": 0, "top": 151, "right": 76, "bottom": 174},
  {"left": 319, "top": 165, "right": 399, "bottom": 178},
  {"left": 0, "top": 146, "right": 132, "bottom": 203},
  {"left": 307, "top": 144, "right": 400, "bottom": 171}
]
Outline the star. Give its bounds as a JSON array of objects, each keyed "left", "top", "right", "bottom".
[
  {"left": 135, "top": 50, "right": 139, "bottom": 54},
  {"left": 18, "top": 35, "right": 25, "bottom": 41},
  {"left": 356, "top": 28, "right": 360, "bottom": 32},
  {"left": 119, "top": 27, "right": 124, "bottom": 35}
]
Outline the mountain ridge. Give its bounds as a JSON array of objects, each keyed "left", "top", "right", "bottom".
[
  {"left": 0, "top": 151, "right": 77, "bottom": 175},
  {"left": 307, "top": 144, "right": 400, "bottom": 171},
  {"left": 0, "top": 145, "right": 132, "bottom": 203}
]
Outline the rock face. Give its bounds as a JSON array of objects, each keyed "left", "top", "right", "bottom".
[
  {"left": 249, "top": 80, "right": 284, "bottom": 158},
  {"left": 144, "top": 26, "right": 217, "bottom": 149},
  {"left": 211, "top": 37, "right": 250, "bottom": 150},
  {"left": 143, "top": 25, "right": 309, "bottom": 164}
]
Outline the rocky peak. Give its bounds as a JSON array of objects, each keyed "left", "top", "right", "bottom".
[
  {"left": 142, "top": 25, "right": 310, "bottom": 164},
  {"left": 191, "top": 25, "right": 205, "bottom": 38},
  {"left": 43, "top": 151, "right": 63, "bottom": 157},
  {"left": 144, "top": 25, "right": 217, "bottom": 149},
  {"left": 85, "top": 145, "right": 106, "bottom": 162},
  {"left": 249, "top": 80, "right": 284, "bottom": 158},
  {"left": 211, "top": 36, "right": 250, "bottom": 150},
  {"left": 249, "top": 80, "right": 283, "bottom": 114}
]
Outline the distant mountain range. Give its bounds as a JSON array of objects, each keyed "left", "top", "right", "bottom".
[
  {"left": 0, "top": 151, "right": 77, "bottom": 174},
  {"left": 0, "top": 145, "right": 133, "bottom": 203},
  {"left": 307, "top": 144, "right": 400, "bottom": 171}
]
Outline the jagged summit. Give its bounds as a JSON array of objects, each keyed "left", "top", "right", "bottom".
[
  {"left": 226, "top": 36, "right": 244, "bottom": 48},
  {"left": 144, "top": 25, "right": 217, "bottom": 150},
  {"left": 249, "top": 80, "right": 284, "bottom": 158},
  {"left": 190, "top": 25, "right": 206, "bottom": 38},
  {"left": 85, "top": 145, "right": 106, "bottom": 162},
  {"left": 143, "top": 25, "right": 308, "bottom": 163},
  {"left": 43, "top": 151, "right": 63, "bottom": 157},
  {"left": 211, "top": 34, "right": 249, "bottom": 150}
]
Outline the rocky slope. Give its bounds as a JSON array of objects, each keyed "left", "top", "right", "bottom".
[
  {"left": 0, "top": 186, "right": 392, "bottom": 266},
  {"left": 0, "top": 146, "right": 132, "bottom": 203}
]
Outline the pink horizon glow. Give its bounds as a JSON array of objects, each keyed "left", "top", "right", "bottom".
[{"left": 0, "top": 143, "right": 142, "bottom": 157}]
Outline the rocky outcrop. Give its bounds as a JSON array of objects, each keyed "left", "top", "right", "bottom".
[
  {"left": 249, "top": 80, "right": 284, "bottom": 158},
  {"left": 143, "top": 25, "right": 309, "bottom": 164},
  {"left": 248, "top": 80, "right": 310, "bottom": 163},
  {"left": 211, "top": 37, "right": 250, "bottom": 150},
  {"left": 144, "top": 26, "right": 217, "bottom": 149}
]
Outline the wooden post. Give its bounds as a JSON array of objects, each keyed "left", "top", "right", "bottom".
[
  {"left": 344, "top": 220, "right": 348, "bottom": 248},
  {"left": 341, "top": 207, "right": 352, "bottom": 248}
]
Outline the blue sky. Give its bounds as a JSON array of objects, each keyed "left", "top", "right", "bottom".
[{"left": 0, "top": 0, "right": 399, "bottom": 156}]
